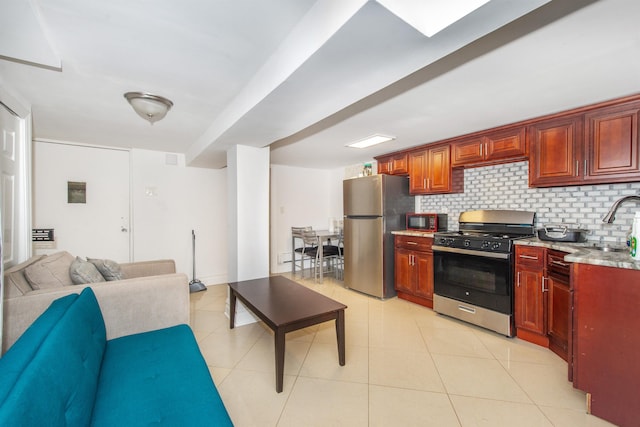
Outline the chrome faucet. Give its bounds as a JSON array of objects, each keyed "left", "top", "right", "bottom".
[{"left": 602, "top": 195, "right": 640, "bottom": 223}]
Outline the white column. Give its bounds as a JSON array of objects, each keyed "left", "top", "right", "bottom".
[{"left": 225, "top": 145, "right": 270, "bottom": 325}]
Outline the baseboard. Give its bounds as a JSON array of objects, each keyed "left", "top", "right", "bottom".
[{"left": 199, "top": 273, "right": 228, "bottom": 286}]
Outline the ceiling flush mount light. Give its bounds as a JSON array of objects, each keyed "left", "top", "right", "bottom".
[
  {"left": 347, "top": 134, "right": 395, "bottom": 149},
  {"left": 124, "top": 92, "right": 173, "bottom": 124}
]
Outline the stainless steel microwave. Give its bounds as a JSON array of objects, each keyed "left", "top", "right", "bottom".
[{"left": 406, "top": 213, "right": 447, "bottom": 232}]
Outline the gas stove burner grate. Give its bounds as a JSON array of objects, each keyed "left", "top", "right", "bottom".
[{"left": 433, "top": 210, "right": 536, "bottom": 254}]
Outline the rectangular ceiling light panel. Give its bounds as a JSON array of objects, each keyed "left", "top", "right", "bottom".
[{"left": 347, "top": 134, "right": 395, "bottom": 149}]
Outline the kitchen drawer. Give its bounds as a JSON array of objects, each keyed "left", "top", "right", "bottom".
[
  {"left": 547, "top": 250, "right": 570, "bottom": 276},
  {"left": 515, "top": 245, "right": 545, "bottom": 268},
  {"left": 395, "top": 235, "right": 433, "bottom": 252}
]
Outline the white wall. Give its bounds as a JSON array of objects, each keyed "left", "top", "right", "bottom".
[
  {"left": 270, "top": 164, "right": 345, "bottom": 274},
  {"left": 32, "top": 143, "right": 227, "bottom": 284},
  {"left": 130, "top": 149, "right": 227, "bottom": 284},
  {"left": 31, "top": 138, "right": 366, "bottom": 283},
  {"left": 33, "top": 141, "right": 131, "bottom": 261},
  {"left": 226, "top": 145, "right": 269, "bottom": 282}
]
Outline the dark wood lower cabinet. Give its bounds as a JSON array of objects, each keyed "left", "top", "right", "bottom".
[
  {"left": 394, "top": 235, "right": 433, "bottom": 308},
  {"left": 571, "top": 263, "right": 640, "bottom": 427},
  {"left": 547, "top": 250, "right": 571, "bottom": 362},
  {"left": 515, "top": 247, "right": 572, "bottom": 361},
  {"left": 514, "top": 246, "right": 548, "bottom": 346}
]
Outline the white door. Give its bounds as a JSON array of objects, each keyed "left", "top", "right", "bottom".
[
  {"left": 0, "top": 105, "right": 20, "bottom": 268},
  {"left": 33, "top": 141, "right": 131, "bottom": 262}
]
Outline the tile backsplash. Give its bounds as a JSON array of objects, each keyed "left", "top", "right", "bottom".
[{"left": 418, "top": 161, "right": 640, "bottom": 245}]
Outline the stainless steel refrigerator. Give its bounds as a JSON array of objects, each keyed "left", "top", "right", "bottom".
[{"left": 343, "top": 174, "right": 414, "bottom": 299}]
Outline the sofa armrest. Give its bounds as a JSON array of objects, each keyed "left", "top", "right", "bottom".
[{"left": 2, "top": 273, "right": 189, "bottom": 354}]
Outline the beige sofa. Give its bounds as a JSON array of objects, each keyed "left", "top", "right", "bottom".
[{"left": 2, "top": 254, "right": 190, "bottom": 353}]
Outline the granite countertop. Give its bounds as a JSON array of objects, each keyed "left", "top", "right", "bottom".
[
  {"left": 392, "top": 231, "right": 640, "bottom": 270},
  {"left": 514, "top": 237, "right": 640, "bottom": 271},
  {"left": 391, "top": 230, "right": 436, "bottom": 237}
]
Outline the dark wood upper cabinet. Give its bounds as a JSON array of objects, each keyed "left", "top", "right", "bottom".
[
  {"left": 375, "top": 153, "right": 408, "bottom": 175},
  {"left": 528, "top": 115, "right": 583, "bottom": 187},
  {"left": 408, "top": 150, "right": 428, "bottom": 193},
  {"left": 377, "top": 158, "right": 391, "bottom": 174},
  {"left": 583, "top": 101, "right": 640, "bottom": 182},
  {"left": 451, "top": 137, "right": 484, "bottom": 166},
  {"left": 375, "top": 93, "right": 640, "bottom": 190},
  {"left": 452, "top": 126, "right": 527, "bottom": 167},
  {"left": 529, "top": 99, "right": 640, "bottom": 187},
  {"left": 409, "top": 144, "right": 462, "bottom": 195},
  {"left": 428, "top": 145, "right": 451, "bottom": 193}
]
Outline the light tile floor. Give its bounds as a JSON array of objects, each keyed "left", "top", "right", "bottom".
[{"left": 190, "top": 273, "right": 616, "bottom": 427}]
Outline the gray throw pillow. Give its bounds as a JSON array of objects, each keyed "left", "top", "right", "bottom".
[
  {"left": 69, "top": 257, "right": 106, "bottom": 285},
  {"left": 87, "top": 258, "right": 125, "bottom": 281},
  {"left": 24, "top": 251, "right": 75, "bottom": 289}
]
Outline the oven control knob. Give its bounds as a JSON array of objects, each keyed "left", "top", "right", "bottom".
[
  {"left": 481, "top": 241, "right": 490, "bottom": 248},
  {"left": 464, "top": 239, "right": 471, "bottom": 247},
  {"left": 492, "top": 242, "right": 501, "bottom": 250}
]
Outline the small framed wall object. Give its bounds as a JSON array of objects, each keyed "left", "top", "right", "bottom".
[{"left": 68, "top": 181, "right": 86, "bottom": 203}]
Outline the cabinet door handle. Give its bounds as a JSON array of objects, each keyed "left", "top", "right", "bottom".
[
  {"left": 480, "top": 144, "right": 483, "bottom": 157},
  {"left": 576, "top": 160, "right": 579, "bottom": 176},
  {"left": 550, "top": 260, "right": 569, "bottom": 267},
  {"left": 519, "top": 254, "right": 538, "bottom": 260},
  {"left": 584, "top": 159, "right": 587, "bottom": 175},
  {"left": 517, "top": 271, "right": 521, "bottom": 287},
  {"left": 541, "top": 276, "right": 548, "bottom": 293},
  {"left": 407, "top": 241, "right": 418, "bottom": 245}
]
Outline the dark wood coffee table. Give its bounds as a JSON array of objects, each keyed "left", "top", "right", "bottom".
[{"left": 228, "top": 275, "right": 347, "bottom": 393}]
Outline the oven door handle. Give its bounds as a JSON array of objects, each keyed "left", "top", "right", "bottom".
[{"left": 432, "top": 245, "right": 511, "bottom": 260}]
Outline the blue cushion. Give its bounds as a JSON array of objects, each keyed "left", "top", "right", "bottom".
[
  {"left": 0, "top": 293, "right": 78, "bottom": 403},
  {"left": 0, "top": 288, "right": 106, "bottom": 427},
  {"left": 91, "top": 324, "right": 232, "bottom": 427}
]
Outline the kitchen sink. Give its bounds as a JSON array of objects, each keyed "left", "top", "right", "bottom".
[{"left": 590, "top": 244, "right": 626, "bottom": 253}]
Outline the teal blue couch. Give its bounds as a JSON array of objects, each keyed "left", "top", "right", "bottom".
[{"left": 0, "top": 287, "right": 233, "bottom": 426}]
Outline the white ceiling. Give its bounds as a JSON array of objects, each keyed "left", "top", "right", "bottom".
[{"left": 2, "top": 0, "right": 639, "bottom": 170}]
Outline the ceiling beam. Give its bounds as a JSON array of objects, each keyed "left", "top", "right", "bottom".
[
  {"left": 185, "top": 0, "right": 369, "bottom": 167},
  {"left": 0, "top": 0, "right": 61, "bottom": 71}
]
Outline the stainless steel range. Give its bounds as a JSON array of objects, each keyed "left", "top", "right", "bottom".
[{"left": 432, "top": 209, "right": 536, "bottom": 337}]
